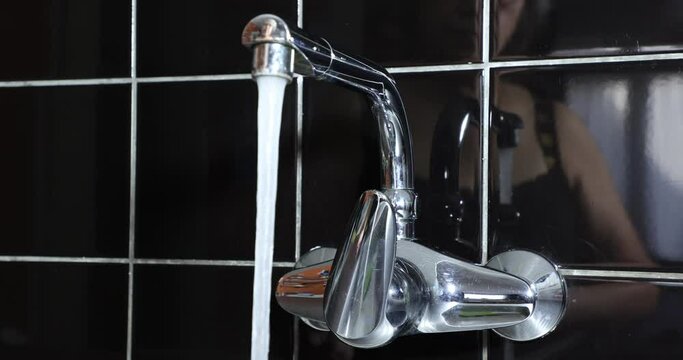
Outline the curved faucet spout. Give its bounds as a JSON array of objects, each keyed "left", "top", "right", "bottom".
[{"left": 243, "top": 14, "right": 416, "bottom": 240}]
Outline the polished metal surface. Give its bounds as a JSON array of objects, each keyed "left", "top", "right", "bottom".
[
  {"left": 487, "top": 250, "right": 567, "bottom": 341},
  {"left": 276, "top": 247, "right": 335, "bottom": 331},
  {"left": 276, "top": 259, "right": 331, "bottom": 328},
  {"left": 323, "top": 190, "right": 405, "bottom": 347},
  {"left": 251, "top": 43, "right": 294, "bottom": 81},
  {"left": 243, "top": 14, "right": 417, "bottom": 241},
  {"left": 396, "top": 240, "right": 535, "bottom": 334},
  {"left": 241, "top": 15, "right": 295, "bottom": 81},
  {"left": 277, "top": 239, "right": 567, "bottom": 347},
  {"left": 246, "top": 13, "right": 567, "bottom": 349},
  {"left": 295, "top": 246, "right": 336, "bottom": 268}
]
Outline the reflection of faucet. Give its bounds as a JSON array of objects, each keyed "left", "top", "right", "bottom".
[
  {"left": 243, "top": 14, "right": 566, "bottom": 348},
  {"left": 428, "top": 98, "right": 525, "bottom": 257}
]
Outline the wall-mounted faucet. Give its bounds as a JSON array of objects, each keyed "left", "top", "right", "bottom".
[{"left": 242, "top": 14, "right": 566, "bottom": 349}]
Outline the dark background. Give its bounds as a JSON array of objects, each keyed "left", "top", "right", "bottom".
[{"left": 1, "top": 0, "right": 682, "bottom": 359}]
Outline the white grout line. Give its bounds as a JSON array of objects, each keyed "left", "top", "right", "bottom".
[
  {"left": 488, "top": 52, "right": 683, "bottom": 68},
  {"left": 5, "top": 254, "right": 683, "bottom": 280},
  {"left": 126, "top": 0, "right": 138, "bottom": 358},
  {"left": 134, "top": 258, "right": 296, "bottom": 267},
  {"left": 293, "top": 3, "right": 304, "bottom": 358},
  {"left": 479, "top": 73, "right": 491, "bottom": 265},
  {"left": 559, "top": 268, "right": 683, "bottom": 282},
  {"left": 0, "top": 74, "right": 253, "bottom": 88},
  {"left": 137, "top": 73, "right": 252, "bottom": 83},
  {"left": 0, "top": 255, "right": 295, "bottom": 267},
  {"left": 1, "top": 52, "right": 681, "bottom": 89},
  {"left": 388, "top": 63, "right": 485, "bottom": 74},
  {"left": 295, "top": 76, "right": 303, "bottom": 261},
  {"left": 479, "top": 0, "right": 492, "bottom": 266},
  {"left": 297, "top": 0, "right": 303, "bottom": 28},
  {"left": 481, "top": 0, "right": 491, "bottom": 62},
  {"left": 388, "top": 52, "right": 683, "bottom": 75},
  {"left": 0, "top": 78, "right": 133, "bottom": 88},
  {"left": 0, "top": 256, "right": 130, "bottom": 264},
  {"left": 480, "top": 2, "right": 492, "bottom": 359}
]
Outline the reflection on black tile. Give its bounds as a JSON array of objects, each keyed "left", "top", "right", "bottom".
[
  {"left": 489, "top": 278, "right": 683, "bottom": 359},
  {"left": 138, "top": 0, "right": 296, "bottom": 76},
  {"left": 489, "top": 62, "right": 683, "bottom": 268},
  {"left": 0, "top": 263, "right": 127, "bottom": 359},
  {"left": 305, "top": 0, "right": 480, "bottom": 67},
  {"left": 136, "top": 81, "right": 295, "bottom": 261},
  {"left": 0, "top": 1, "right": 130, "bottom": 80},
  {"left": 133, "top": 266, "right": 293, "bottom": 360},
  {"left": 0, "top": 86, "right": 130, "bottom": 257},
  {"left": 493, "top": 0, "right": 683, "bottom": 59},
  {"left": 299, "top": 325, "right": 481, "bottom": 359},
  {"left": 301, "top": 72, "right": 481, "bottom": 261}
]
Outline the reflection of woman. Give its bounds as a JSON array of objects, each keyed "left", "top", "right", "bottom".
[
  {"left": 495, "top": 81, "right": 655, "bottom": 265},
  {"left": 493, "top": 0, "right": 659, "bottom": 344},
  {"left": 493, "top": 0, "right": 654, "bottom": 266}
]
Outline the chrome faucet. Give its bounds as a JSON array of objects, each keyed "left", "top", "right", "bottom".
[{"left": 242, "top": 14, "right": 566, "bottom": 349}]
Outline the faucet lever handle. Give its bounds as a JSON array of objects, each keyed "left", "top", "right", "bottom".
[{"left": 324, "top": 190, "right": 399, "bottom": 347}]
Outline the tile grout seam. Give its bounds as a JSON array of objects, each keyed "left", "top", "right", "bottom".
[
  {"left": 480, "top": 0, "right": 492, "bottom": 359},
  {"left": 4, "top": 254, "right": 683, "bottom": 280},
  {"left": 292, "top": 2, "right": 304, "bottom": 360},
  {"left": 480, "top": 0, "right": 491, "bottom": 266},
  {"left": 3, "top": 52, "right": 683, "bottom": 88},
  {"left": 0, "top": 256, "right": 296, "bottom": 267},
  {"left": 126, "top": 0, "right": 138, "bottom": 358}
]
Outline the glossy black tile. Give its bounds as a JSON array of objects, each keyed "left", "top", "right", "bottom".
[
  {"left": 489, "top": 62, "right": 683, "bottom": 268},
  {"left": 299, "top": 325, "right": 481, "bottom": 359},
  {"left": 137, "top": 0, "right": 296, "bottom": 77},
  {"left": 0, "top": 1, "right": 130, "bottom": 80},
  {"left": 301, "top": 71, "right": 481, "bottom": 262},
  {"left": 0, "top": 86, "right": 130, "bottom": 257},
  {"left": 493, "top": 0, "right": 683, "bottom": 59},
  {"left": 0, "top": 263, "right": 127, "bottom": 359},
  {"left": 136, "top": 80, "right": 296, "bottom": 261},
  {"left": 304, "top": 0, "right": 480, "bottom": 67},
  {"left": 489, "top": 278, "right": 683, "bottom": 359},
  {"left": 133, "top": 266, "right": 294, "bottom": 360}
]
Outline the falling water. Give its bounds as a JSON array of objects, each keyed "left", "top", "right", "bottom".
[{"left": 251, "top": 75, "right": 289, "bottom": 360}]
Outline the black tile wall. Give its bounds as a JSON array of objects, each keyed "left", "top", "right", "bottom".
[
  {"left": 133, "top": 266, "right": 293, "bottom": 360},
  {"left": 0, "top": 263, "right": 128, "bottom": 359},
  {"left": 489, "top": 61, "right": 683, "bottom": 269},
  {"left": 0, "top": 86, "right": 130, "bottom": 257},
  {"left": 305, "top": 0, "right": 481, "bottom": 67},
  {"left": 489, "top": 278, "right": 683, "bottom": 359},
  {"left": 3, "top": 0, "right": 683, "bottom": 359},
  {"left": 0, "top": 1, "right": 130, "bottom": 80},
  {"left": 137, "top": 0, "right": 297, "bottom": 77},
  {"left": 493, "top": 0, "right": 683, "bottom": 59},
  {"left": 136, "top": 80, "right": 296, "bottom": 261},
  {"left": 299, "top": 326, "right": 481, "bottom": 359},
  {"left": 301, "top": 72, "right": 482, "bottom": 262}
]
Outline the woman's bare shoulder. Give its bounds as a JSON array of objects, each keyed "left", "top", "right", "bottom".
[{"left": 553, "top": 102, "right": 608, "bottom": 187}]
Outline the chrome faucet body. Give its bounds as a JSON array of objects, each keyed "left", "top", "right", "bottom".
[{"left": 242, "top": 14, "right": 566, "bottom": 349}]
